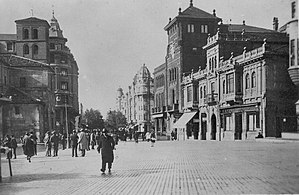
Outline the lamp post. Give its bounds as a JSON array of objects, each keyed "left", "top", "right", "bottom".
[{"left": 65, "top": 101, "right": 69, "bottom": 149}]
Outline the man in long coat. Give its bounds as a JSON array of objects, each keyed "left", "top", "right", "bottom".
[
  {"left": 99, "top": 129, "right": 115, "bottom": 174},
  {"left": 70, "top": 130, "right": 78, "bottom": 157},
  {"left": 23, "top": 132, "right": 35, "bottom": 162},
  {"left": 78, "top": 129, "right": 89, "bottom": 157}
]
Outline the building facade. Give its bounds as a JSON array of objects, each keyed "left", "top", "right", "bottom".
[
  {"left": 0, "top": 14, "right": 79, "bottom": 141},
  {"left": 152, "top": 1, "right": 221, "bottom": 139},
  {"left": 180, "top": 23, "right": 296, "bottom": 141},
  {"left": 116, "top": 64, "right": 154, "bottom": 133}
]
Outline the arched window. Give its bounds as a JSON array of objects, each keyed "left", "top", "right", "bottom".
[
  {"left": 23, "top": 29, "right": 29, "bottom": 39},
  {"left": 32, "top": 45, "right": 38, "bottom": 55},
  {"left": 23, "top": 44, "right": 29, "bottom": 55},
  {"left": 32, "top": 29, "right": 38, "bottom": 39},
  {"left": 214, "top": 56, "right": 217, "bottom": 69},
  {"left": 251, "top": 72, "right": 256, "bottom": 88},
  {"left": 223, "top": 80, "right": 226, "bottom": 94},
  {"left": 204, "top": 86, "right": 206, "bottom": 97},
  {"left": 245, "top": 73, "right": 250, "bottom": 89},
  {"left": 209, "top": 58, "right": 212, "bottom": 70},
  {"left": 169, "top": 70, "right": 172, "bottom": 81},
  {"left": 200, "top": 87, "right": 203, "bottom": 99}
]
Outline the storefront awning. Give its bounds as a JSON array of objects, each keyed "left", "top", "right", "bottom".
[
  {"left": 152, "top": 113, "right": 163, "bottom": 119},
  {"left": 173, "top": 111, "right": 197, "bottom": 129}
]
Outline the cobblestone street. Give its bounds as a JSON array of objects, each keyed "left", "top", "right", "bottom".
[{"left": 1, "top": 140, "right": 299, "bottom": 195}]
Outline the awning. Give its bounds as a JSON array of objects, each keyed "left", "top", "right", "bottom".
[
  {"left": 173, "top": 111, "right": 197, "bottom": 129},
  {"left": 152, "top": 113, "right": 163, "bottom": 119}
]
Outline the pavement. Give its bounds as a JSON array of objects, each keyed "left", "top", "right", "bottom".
[{"left": 0, "top": 140, "right": 299, "bottom": 195}]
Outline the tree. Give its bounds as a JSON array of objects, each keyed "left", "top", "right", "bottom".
[
  {"left": 83, "top": 109, "right": 104, "bottom": 129},
  {"left": 105, "top": 110, "right": 127, "bottom": 132}
]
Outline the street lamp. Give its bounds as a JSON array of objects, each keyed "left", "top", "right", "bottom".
[{"left": 65, "top": 100, "right": 69, "bottom": 149}]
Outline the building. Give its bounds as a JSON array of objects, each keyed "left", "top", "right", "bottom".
[
  {"left": 152, "top": 1, "right": 221, "bottom": 139},
  {"left": 49, "top": 12, "right": 79, "bottom": 134},
  {"left": 180, "top": 21, "right": 295, "bottom": 141},
  {"left": 0, "top": 14, "right": 79, "bottom": 141},
  {"left": 116, "top": 64, "right": 154, "bottom": 133},
  {"left": 280, "top": 0, "right": 299, "bottom": 136}
]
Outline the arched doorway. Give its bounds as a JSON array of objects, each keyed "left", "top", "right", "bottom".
[{"left": 211, "top": 114, "right": 216, "bottom": 140}]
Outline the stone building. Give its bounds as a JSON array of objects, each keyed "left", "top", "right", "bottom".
[
  {"left": 49, "top": 13, "right": 79, "bottom": 134},
  {"left": 0, "top": 14, "right": 79, "bottom": 141},
  {"left": 152, "top": 1, "right": 221, "bottom": 138},
  {"left": 180, "top": 22, "right": 296, "bottom": 141},
  {"left": 116, "top": 64, "right": 154, "bottom": 133},
  {"left": 280, "top": 0, "right": 299, "bottom": 137}
]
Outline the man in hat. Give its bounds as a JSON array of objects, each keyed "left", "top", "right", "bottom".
[
  {"left": 78, "top": 128, "right": 88, "bottom": 157},
  {"left": 70, "top": 130, "right": 79, "bottom": 157},
  {"left": 98, "top": 129, "right": 115, "bottom": 174}
]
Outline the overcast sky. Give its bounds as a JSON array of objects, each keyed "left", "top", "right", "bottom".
[{"left": 0, "top": 0, "right": 292, "bottom": 117}]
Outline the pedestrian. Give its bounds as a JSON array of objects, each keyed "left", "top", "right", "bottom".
[
  {"left": 44, "top": 131, "right": 52, "bottom": 157},
  {"left": 98, "top": 129, "right": 115, "bottom": 174},
  {"left": 61, "top": 133, "right": 66, "bottom": 150},
  {"left": 50, "top": 131, "right": 59, "bottom": 157},
  {"left": 23, "top": 132, "right": 35, "bottom": 162},
  {"left": 30, "top": 131, "right": 38, "bottom": 155},
  {"left": 90, "top": 131, "right": 96, "bottom": 150},
  {"left": 10, "top": 135, "right": 18, "bottom": 159},
  {"left": 86, "top": 131, "right": 90, "bottom": 151},
  {"left": 171, "top": 130, "right": 175, "bottom": 141},
  {"left": 77, "top": 129, "right": 89, "bottom": 157},
  {"left": 70, "top": 130, "right": 78, "bottom": 157},
  {"left": 134, "top": 132, "right": 139, "bottom": 143},
  {"left": 3, "top": 135, "right": 12, "bottom": 159},
  {"left": 145, "top": 131, "right": 151, "bottom": 142},
  {"left": 150, "top": 130, "right": 156, "bottom": 147}
]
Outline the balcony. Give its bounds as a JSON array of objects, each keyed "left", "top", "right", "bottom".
[
  {"left": 152, "top": 106, "right": 166, "bottom": 114},
  {"left": 222, "top": 92, "right": 243, "bottom": 105},
  {"left": 185, "top": 101, "right": 199, "bottom": 109},
  {"left": 167, "top": 103, "right": 179, "bottom": 112},
  {"left": 205, "top": 93, "right": 218, "bottom": 106}
]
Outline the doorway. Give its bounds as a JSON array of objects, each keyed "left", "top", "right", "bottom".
[
  {"left": 211, "top": 114, "right": 216, "bottom": 140},
  {"left": 235, "top": 113, "right": 242, "bottom": 140},
  {"left": 201, "top": 113, "right": 207, "bottom": 140}
]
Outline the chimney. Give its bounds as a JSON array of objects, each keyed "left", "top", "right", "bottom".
[
  {"left": 169, "top": 18, "right": 171, "bottom": 23},
  {"left": 273, "top": 17, "right": 279, "bottom": 31},
  {"left": 190, "top": 0, "right": 193, "bottom": 7},
  {"left": 243, "top": 20, "right": 245, "bottom": 25},
  {"left": 213, "top": 9, "right": 216, "bottom": 17}
]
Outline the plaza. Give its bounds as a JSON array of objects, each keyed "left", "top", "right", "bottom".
[{"left": 1, "top": 139, "right": 299, "bottom": 194}]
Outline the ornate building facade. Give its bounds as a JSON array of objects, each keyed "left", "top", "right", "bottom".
[
  {"left": 0, "top": 14, "right": 79, "bottom": 141},
  {"left": 116, "top": 64, "right": 154, "bottom": 133}
]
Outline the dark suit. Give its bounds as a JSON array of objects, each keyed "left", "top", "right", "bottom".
[{"left": 70, "top": 133, "right": 78, "bottom": 157}]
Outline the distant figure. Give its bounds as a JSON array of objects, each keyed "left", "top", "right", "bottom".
[
  {"left": 256, "top": 131, "right": 263, "bottom": 139},
  {"left": 51, "top": 132, "right": 60, "bottom": 157},
  {"left": 78, "top": 129, "right": 89, "bottom": 157},
  {"left": 70, "top": 130, "right": 79, "bottom": 157},
  {"left": 10, "top": 135, "right": 18, "bottom": 159},
  {"left": 61, "top": 133, "right": 66, "bottom": 150},
  {"left": 30, "top": 131, "right": 38, "bottom": 155},
  {"left": 171, "top": 131, "right": 175, "bottom": 141},
  {"left": 150, "top": 131, "right": 156, "bottom": 147},
  {"left": 145, "top": 131, "right": 151, "bottom": 142},
  {"left": 98, "top": 129, "right": 115, "bottom": 174},
  {"left": 90, "top": 131, "right": 96, "bottom": 149},
  {"left": 23, "top": 132, "right": 35, "bottom": 162},
  {"left": 3, "top": 135, "right": 12, "bottom": 159},
  {"left": 44, "top": 131, "right": 52, "bottom": 157},
  {"left": 134, "top": 132, "right": 139, "bottom": 143}
]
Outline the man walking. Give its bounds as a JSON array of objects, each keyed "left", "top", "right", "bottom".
[
  {"left": 78, "top": 129, "right": 88, "bottom": 157},
  {"left": 98, "top": 129, "right": 115, "bottom": 174},
  {"left": 51, "top": 131, "right": 59, "bottom": 157},
  {"left": 70, "top": 130, "right": 78, "bottom": 157},
  {"left": 10, "top": 135, "right": 18, "bottom": 159}
]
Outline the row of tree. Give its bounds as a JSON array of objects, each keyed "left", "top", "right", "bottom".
[{"left": 82, "top": 109, "right": 127, "bottom": 132}]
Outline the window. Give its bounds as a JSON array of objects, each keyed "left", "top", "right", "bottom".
[
  {"left": 292, "top": 1, "right": 296, "bottom": 19},
  {"left": 61, "top": 82, "right": 68, "bottom": 90},
  {"left": 194, "top": 86, "right": 199, "bottom": 102},
  {"left": 20, "top": 77, "right": 26, "bottom": 88},
  {"left": 201, "top": 25, "right": 208, "bottom": 33},
  {"left": 61, "top": 69, "right": 67, "bottom": 76},
  {"left": 23, "top": 44, "right": 29, "bottom": 55},
  {"left": 211, "top": 82, "right": 215, "bottom": 94},
  {"left": 187, "top": 24, "right": 194, "bottom": 33},
  {"left": 32, "top": 29, "right": 38, "bottom": 39},
  {"left": 7, "top": 42, "right": 13, "bottom": 51},
  {"left": 187, "top": 86, "right": 192, "bottom": 102},
  {"left": 172, "top": 89, "right": 175, "bottom": 104},
  {"left": 245, "top": 73, "right": 250, "bottom": 89},
  {"left": 251, "top": 72, "right": 256, "bottom": 88},
  {"left": 50, "top": 54, "right": 54, "bottom": 63},
  {"left": 291, "top": 39, "right": 295, "bottom": 66},
  {"left": 50, "top": 43, "right": 55, "bottom": 49},
  {"left": 32, "top": 45, "right": 38, "bottom": 55},
  {"left": 200, "top": 87, "right": 203, "bottom": 99},
  {"left": 223, "top": 80, "right": 226, "bottom": 94},
  {"left": 227, "top": 73, "right": 234, "bottom": 93},
  {"left": 15, "top": 106, "right": 20, "bottom": 115},
  {"left": 23, "top": 29, "right": 29, "bottom": 39}
]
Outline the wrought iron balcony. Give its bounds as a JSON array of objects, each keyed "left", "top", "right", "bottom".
[
  {"left": 167, "top": 103, "right": 179, "bottom": 112},
  {"left": 205, "top": 93, "right": 218, "bottom": 106}
]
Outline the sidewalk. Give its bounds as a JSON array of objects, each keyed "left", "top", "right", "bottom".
[{"left": 0, "top": 140, "right": 299, "bottom": 194}]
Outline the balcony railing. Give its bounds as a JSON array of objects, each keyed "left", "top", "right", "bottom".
[
  {"left": 167, "top": 103, "right": 179, "bottom": 112},
  {"left": 205, "top": 93, "right": 218, "bottom": 105},
  {"left": 152, "top": 106, "right": 166, "bottom": 114}
]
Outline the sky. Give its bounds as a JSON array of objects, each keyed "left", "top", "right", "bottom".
[{"left": 0, "top": 0, "right": 292, "bottom": 117}]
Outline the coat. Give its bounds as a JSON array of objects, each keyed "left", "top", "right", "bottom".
[
  {"left": 78, "top": 131, "right": 89, "bottom": 150},
  {"left": 70, "top": 133, "right": 78, "bottom": 146},
  {"left": 99, "top": 134, "right": 115, "bottom": 163},
  {"left": 23, "top": 135, "right": 35, "bottom": 157}
]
